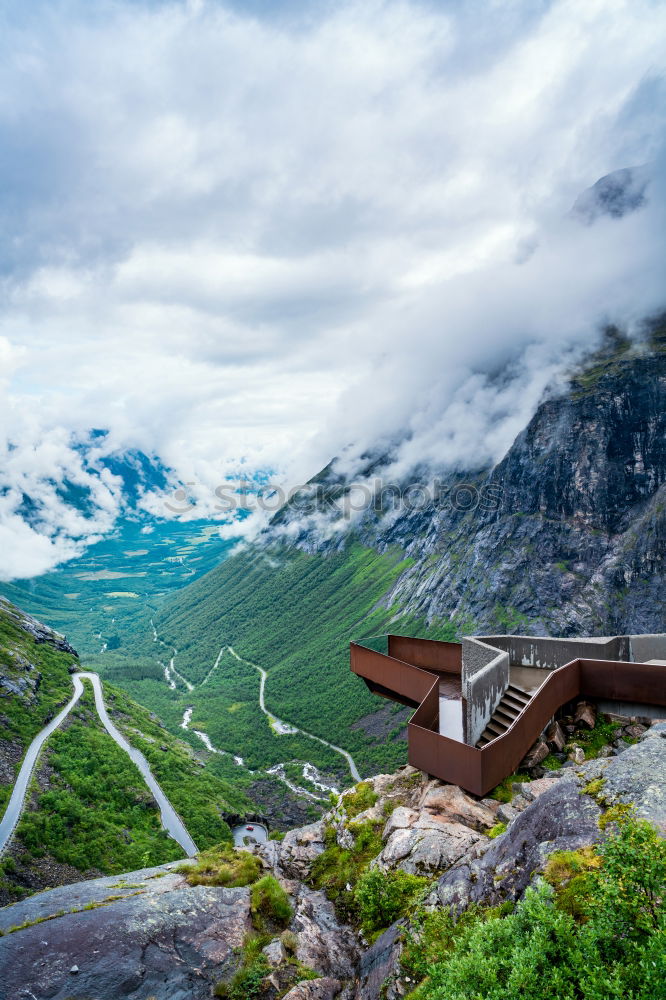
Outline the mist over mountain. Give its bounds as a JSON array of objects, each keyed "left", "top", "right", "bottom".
[
  {"left": 0, "top": 428, "right": 180, "bottom": 581},
  {"left": 1, "top": 0, "right": 665, "bottom": 584}
]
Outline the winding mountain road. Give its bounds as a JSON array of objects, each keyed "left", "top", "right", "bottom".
[
  {"left": 149, "top": 623, "right": 361, "bottom": 794},
  {"left": 0, "top": 673, "right": 197, "bottom": 858},
  {"left": 227, "top": 646, "right": 361, "bottom": 781}
]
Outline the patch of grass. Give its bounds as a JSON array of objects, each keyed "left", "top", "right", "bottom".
[
  {"left": 543, "top": 846, "right": 602, "bottom": 919},
  {"left": 250, "top": 875, "right": 293, "bottom": 931},
  {"left": 542, "top": 754, "right": 563, "bottom": 771},
  {"left": 342, "top": 781, "right": 379, "bottom": 819},
  {"left": 581, "top": 778, "right": 606, "bottom": 799},
  {"left": 575, "top": 715, "right": 621, "bottom": 759},
  {"left": 488, "top": 772, "right": 530, "bottom": 803},
  {"left": 309, "top": 819, "right": 383, "bottom": 924},
  {"left": 213, "top": 928, "right": 318, "bottom": 1000},
  {"left": 214, "top": 932, "right": 271, "bottom": 999},
  {"left": 179, "top": 843, "right": 262, "bottom": 888},
  {"left": 598, "top": 802, "right": 633, "bottom": 832},
  {"left": 487, "top": 822, "right": 507, "bottom": 839}
]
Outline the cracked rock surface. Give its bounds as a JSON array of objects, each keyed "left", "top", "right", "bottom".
[{"left": 0, "top": 863, "right": 250, "bottom": 1000}]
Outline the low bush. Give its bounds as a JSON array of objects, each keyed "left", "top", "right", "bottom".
[
  {"left": 354, "top": 866, "right": 428, "bottom": 937},
  {"left": 309, "top": 820, "right": 383, "bottom": 923},
  {"left": 179, "top": 844, "right": 261, "bottom": 888},
  {"left": 250, "top": 875, "right": 293, "bottom": 931},
  {"left": 403, "top": 815, "right": 666, "bottom": 1000}
]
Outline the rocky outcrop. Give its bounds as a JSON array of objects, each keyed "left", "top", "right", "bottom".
[
  {"left": 430, "top": 771, "right": 600, "bottom": 911},
  {"left": 0, "top": 862, "right": 358, "bottom": 1000},
  {"left": 288, "top": 883, "right": 359, "bottom": 979},
  {"left": 2, "top": 727, "right": 664, "bottom": 1000},
  {"left": 261, "top": 768, "right": 497, "bottom": 883},
  {"left": 0, "top": 862, "right": 250, "bottom": 1000},
  {"left": 432, "top": 723, "right": 666, "bottom": 914},
  {"left": 579, "top": 720, "right": 666, "bottom": 832},
  {"left": 374, "top": 806, "right": 486, "bottom": 875},
  {"left": 0, "top": 597, "right": 77, "bottom": 657}
]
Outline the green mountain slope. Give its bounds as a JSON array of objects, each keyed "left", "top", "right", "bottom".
[
  {"left": 2, "top": 517, "right": 236, "bottom": 659},
  {"left": 0, "top": 598, "right": 252, "bottom": 904},
  {"left": 96, "top": 543, "right": 457, "bottom": 779}
]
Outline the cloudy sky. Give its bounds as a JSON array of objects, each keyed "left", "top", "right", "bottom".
[{"left": 1, "top": 0, "right": 665, "bottom": 577}]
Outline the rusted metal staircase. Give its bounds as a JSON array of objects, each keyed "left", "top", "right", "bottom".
[{"left": 476, "top": 683, "right": 532, "bottom": 747}]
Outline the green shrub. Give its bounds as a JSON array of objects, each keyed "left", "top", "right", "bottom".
[
  {"left": 179, "top": 843, "right": 261, "bottom": 888},
  {"left": 309, "top": 819, "right": 383, "bottom": 924},
  {"left": 250, "top": 875, "right": 293, "bottom": 931},
  {"left": 354, "top": 866, "right": 427, "bottom": 936},
  {"left": 401, "top": 903, "right": 510, "bottom": 984},
  {"left": 587, "top": 813, "right": 665, "bottom": 940},
  {"left": 342, "top": 782, "right": 379, "bottom": 819},
  {"left": 417, "top": 882, "right": 579, "bottom": 1000},
  {"left": 403, "top": 815, "right": 665, "bottom": 1000}
]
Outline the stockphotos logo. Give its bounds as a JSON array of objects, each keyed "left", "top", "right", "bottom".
[{"left": 164, "top": 478, "right": 503, "bottom": 519}]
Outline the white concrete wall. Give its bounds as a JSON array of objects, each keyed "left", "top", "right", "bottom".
[{"left": 462, "top": 638, "right": 510, "bottom": 746}]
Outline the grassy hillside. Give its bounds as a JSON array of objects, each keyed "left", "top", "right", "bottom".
[
  {"left": 97, "top": 542, "right": 459, "bottom": 777},
  {"left": 0, "top": 598, "right": 254, "bottom": 904},
  {"left": 0, "top": 598, "right": 78, "bottom": 774}
]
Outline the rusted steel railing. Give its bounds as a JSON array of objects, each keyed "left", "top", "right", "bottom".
[
  {"left": 388, "top": 635, "right": 462, "bottom": 673},
  {"left": 351, "top": 637, "right": 666, "bottom": 798}
]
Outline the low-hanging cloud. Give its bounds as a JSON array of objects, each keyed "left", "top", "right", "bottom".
[{"left": 0, "top": 0, "right": 665, "bottom": 576}]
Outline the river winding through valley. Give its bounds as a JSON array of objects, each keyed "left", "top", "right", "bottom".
[
  {"left": 161, "top": 631, "right": 360, "bottom": 799},
  {"left": 2, "top": 625, "right": 361, "bottom": 861}
]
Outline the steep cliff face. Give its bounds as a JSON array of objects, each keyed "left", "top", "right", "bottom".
[{"left": 377, "top": 337, "right": 666, "bottom": 634}]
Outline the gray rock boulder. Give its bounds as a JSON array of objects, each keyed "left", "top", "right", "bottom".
[
  {"left": 283, "top": 978, "right": 343, "bottom": 999},
  {"left": 431, "top": 728, "right": 666, "bottom": 912},
  {"left": 430, "top": 772, "right": 602, "bottom": 911},
  {"left": 0, "top": 863, "right": 250, "bottom": 1000},
  {"left": 370, "top": 778, "right": 494, "bottom": 876},
  {"left": 375, "top": 817, "right": 483, "bottom": 875},
  {"left": 354, "top": 920, "right": 404, "bottom": 1000},
  {"left": 289, "top": 883, "right": 360, "bottom": 980},
  {"left": 579, "top": 722, "right": 666, "bottom": 832},
  {"left": 278, "top": 821, "right": 326, "bottom": 879}
]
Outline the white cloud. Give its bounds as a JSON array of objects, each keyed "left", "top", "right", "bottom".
[{"left": 0, "top": 0, "right": 664, "bottom": 575}]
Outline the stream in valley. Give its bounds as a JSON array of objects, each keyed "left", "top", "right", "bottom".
[{"left": 156, "top": 631, "right": 359, "bottom": 800}]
